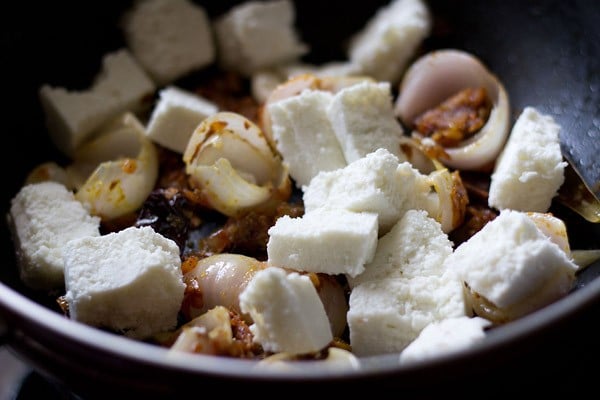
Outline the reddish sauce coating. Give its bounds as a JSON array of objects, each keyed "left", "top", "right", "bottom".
[{"left": 414, "top": 87, "right": 492, "bottom": 147}]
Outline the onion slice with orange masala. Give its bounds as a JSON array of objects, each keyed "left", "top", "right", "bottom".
[
  {"left": 71, "top": 112, "right": 159, "bottom": 221},
  {"left": 183, "top": 111, "right": 291, "bottom": 217},
  {"left": 394, "top": 49, "right": 511, "bottom": 171}
]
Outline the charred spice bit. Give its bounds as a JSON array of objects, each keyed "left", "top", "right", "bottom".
[
  {"left": 414, "top": 87, "right": 492, "bottom": 147},
  {"left": 136, "top": 188, "right": 196, "bottom": 255},
  {"left": 56, "top": 295, "right": 69, "bottom": 316}
]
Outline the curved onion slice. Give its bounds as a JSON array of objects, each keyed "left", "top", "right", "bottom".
[
  {"left": 398, "top": 136, "right": 437, "bottom": 174},
  {"left": 72, "top": 113, "right": 158, "bottom": 220},
  {"left": 182, "top": 254, "right": 266, "bottom": 324},
  {"left": 394, "top": 49, "right": 511, "bottom": 171},
  {"left": 572, "top": 250, "right": 600, "bottom": 271},
  {"left": 526, "top": 212, "right": 571, "bottom": 256},
  {"left": 181, "top": 253, "right": 348, "bottom": 337},
  {"left": 525, "top": 213, "right": 600, "bottom": 272},
  {"left": 184, "top": 112, "right": 291, "bottom": 217},
  {"left": 168, "top": 305, "right": 233, "bottom": 355},
  {"left": 256, "top": 347, "right": 360, "bottom": 371},
  {"left": 425, "top": 167, "right": 469, "bottom": 233}
]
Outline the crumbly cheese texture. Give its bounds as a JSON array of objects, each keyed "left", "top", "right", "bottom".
[
  {"left": 488, "top": 107, "right": 567, "bottom": 213},
  {"left": 443, "top": 210, "right": 577, "bottom": 316},
  {"left": 239, "top": 267, "right": 333, "bottom": 355},
  {"left": 266, "top": 209, "right": 378, "bottom": 277},
  {"left": 63, "top": 226, "right": 185, "bottom": 340},
  {"left": 268, "top": 89, "right": 347, "bottom": 188},
  {"left": 214, "top": 0, "right": 308, "bottom": 76},
  {"left": 399, "top": 316, "right": 491, "bottom": 364},
  {"left": 348, "top": 210, "right": 452, "bottom": 288},
  {"left": 302, "top": 148, "right": 430, "bottom": 234},
  {"left": 327, "top": 81, "right": 406, "bottom": 163},
  {"left": 146, "top": 86, "right": 218, "bottom": 153},
  {"left": 348, "top": 275, "right": 467, "bottom": 356},
  {"left": 7, "top": 182, "right": 100, "bottom": 290},
  {"left": 122, "top": 0, "right": 215, "bottom": 85},
  {"left": 348, "top": 0, "right": 432, "bottom": 84},
  {"left": 39, "top": 49, "right": 155, "bottom": 156}
]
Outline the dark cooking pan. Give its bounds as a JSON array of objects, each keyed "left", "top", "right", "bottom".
[{"left": 0, "top": 0, "right": 599, "bottom": 398}]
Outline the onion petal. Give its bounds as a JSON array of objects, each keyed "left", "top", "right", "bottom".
[
  {"left": 73, "top": 113, "right": 158, "bottom": 220},
  {"left": 184, "top": 112, "right": 291, "bottom": 217},
  {"left": 394, "top": 49, "right": 511, "bottom": 171}
]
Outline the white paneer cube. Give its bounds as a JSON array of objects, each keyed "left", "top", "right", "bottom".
[
  {"left": 348, "top": 275, "right": 467, "bottom": 356},
  {"left": 7, "top": 182, "right": 100, "bottom": 290},
  {"left": 443, "top": 209, "right": 578, "bottom": 319},
  {"left": 327, "top": 81, "right": 406, "bottom": 163},
  {"left": 146, "top": 86, "right": 218, "bottom": 153},
  {"left": 122, "top": 0, "right": 215, "bottom": 85},
  {"left": 348, "top": 209, "right": 452, "bottom": 288},
  {"left": 239, "top": 267, "right": 333, "bottom": 355},
  {"left": 302, "top": 148, "right": 430, "bottom": 233},
  {"left": 268, "top": 89, "right": 347, "bottom": 188},
  {"left": 63, "top": 226, "right": 184, "bottom": 340},
  {"left": 399, "top": 317, "right": 491, "bottom": 364},
  {"left": 39, "top": 49, "right": 155, "bottom": 156},
  {"left": 267, "top": 209, "right": 378, "bottom": 277},
  {"left": 214, "top": 0, "right": 308, "bottom": 76},
  {"left": 348, "top": 0, "right": 432, "bottom": 84},
  {"left": 488, "top": 107, "right": 567, "bottom": 213}
]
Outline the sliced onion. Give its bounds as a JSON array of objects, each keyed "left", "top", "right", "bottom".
[
  {"left": 182, "top": 253, "right": 267, "bottom": 324},
  {"left": 394, "top": 49, "right": 511, "bottom": 171},
  {"left": 184, "top": 112, "right": 291, "bottom": 217},
  {"left": 168, "top": 306, "right": 233, "bottom": 355},
  {"left": 256, "top": 347, "right": 360, "bottom": 371},
  {"left": 425, "top": 166, "right": 468, "bottom": 233},
  {"left": 526, "top": 212, "right": 571, "bottom": 256},
  {"left": 398, "top": 135, "right": 438, "bottom": 174},
  {"left": 571, "top": 250, "right": 600, "bottom": 271},
  {"left": 73, "top": 112, "right": 158, "bottom": 220}
]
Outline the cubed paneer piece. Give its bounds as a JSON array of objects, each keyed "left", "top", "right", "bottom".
[
  {"left": 302, "top": 148, "right": 430, "bottom": 233},
  {"left": 63, "top": 226, "right": 185, "bottom": 340},
  {"left": 146, "top": 86, "right": 218, "bottom": 153},
  {"left": 488, "top": 107, "right": 567, "bottom": 213},
  {"left": 348, "top": 0, "right": 431, "bottom": 84},
  {"left": 348, "top": 274, "right": 467, "bottom": 356},
  {"left": 267, "top": 209, "right": 378, "bottom": 277},
  {"left": 213, "top": 0, "right": 308, "bottom": 76},
  {"left": 239, "top": 267, "right": 333, "bottom": 355},
  {"left": 348, "top": 209, "right": 452, "bottom": 288},
  {"left": 122, "top": 0, "right": 215, "bottom": 85},
  {"left": 327, "top": 81, "right": 406, "bottom": 163},
  {"left": 8, "top": 181, "right": 100, "bottom": 290},
  {"left": 443, "top": 209, "right": 577, "bottom": 319},
  {"left": 39, "top": 49, "right": 155, "bottom": 156},
  {"left": 399, "top": 316, "right": 491, "bottom": 364},
  {"left": 268, "top": 89, "right": 346, "bottom": 188}
]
